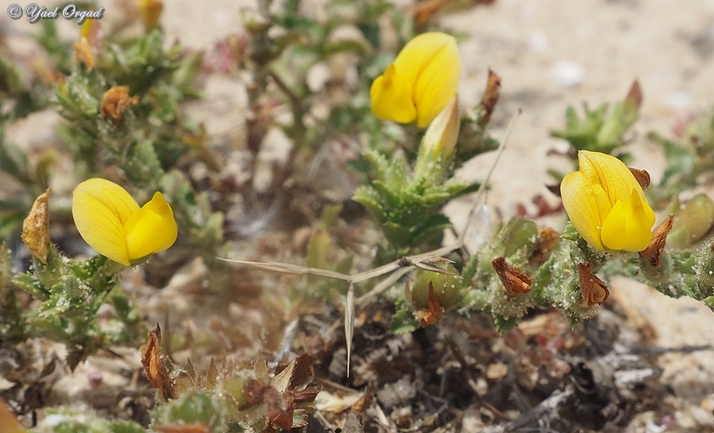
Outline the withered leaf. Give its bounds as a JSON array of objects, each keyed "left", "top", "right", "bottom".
[
  {"left": 21, "top": 188, "right": 51, "bottom": 265},
  {"left": 264, "top": 386, "right": 294, "bottom": 430},
  {"left": 537, "top": 227, "right": 561, "bottom": 255},
  {"left": 183, "top": 358, "right": 196, "bottom": 382},
  {"left": 411, "top": 0, "right": 451, "bottom": 30},
  {"left": 492, "top": 257, "right": 532, "bottom": 299},
  {"left": 273, "top": 353, "right": 314, "bottom": 394},
  {"left": 205, "top": 358, "right": 219, "bottom": 391},
  {"left": 577, "top": 262, "right": 609, "bottom": 307},
  {"left": 100, "top": 85, "right": 139, "bottom": 125},
  {"left": 140, "top": 323, "right": 176, "bottom": 400},
  {"left": 624, "top": 79, "right": 643, "bottom": 112},
  {"left": 73, "top": 36, "right": 95, "bottom": 70},
  {"left": 291, "top": 382, "right": 321, "bottom": 405},
  {"left": 350, "top": 389, "right": 373, "bottom": 412},
  {"left": 480, "top": 69, "right": 501, "bottom": 126},
  {"left": 243, "top": 380, "right": 294, "bottom": 430},
  {"left": 629, "top": 167, "right": 651, "bottom": 190},
  {"left": 242, "top": 379, "right": 271, "bottom": 406},
  {"left": 639, "top": 215, "right": 674, "bottom": 269},
  {"left": 416, "top": 282, "right": 444, "bottom": 327},
  {"left": 0, "top": 397, "right": 24, "bottom": 433}
]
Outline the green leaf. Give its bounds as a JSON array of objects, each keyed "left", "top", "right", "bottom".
[
  {"left": 352, "top": 186, "right": 385, "bottom": 220},
  {"left": 391, "top": 299, "right": 419, "bottom": 334}
]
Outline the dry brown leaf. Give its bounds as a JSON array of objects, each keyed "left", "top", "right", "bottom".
[
  {"left": 412, "top": 0, "right": 451, "bottom": 29},
  {"left": 243, "top": 380, "right": 295, "bottom": 431},
  {"left": 273, "top": 353, "right": 314, "bottom": 394},
  {"left": 480, "top": 69, "right": 501, "bottom": 126},
  {"left": 0, "top": 397, "right": 24, "bottom": 433},
  {"left": 537, "top": 227, "right": 561, "bottom": 255},
  {"left": 624, "top": 79, "right": 643, "bottom": 112},
  {"left": 73, "top": 36, "right": 95, "bottom": 70},
  {"left": 416, "top": 282, "right": 444, "bottom": 327},
  {"left": 492, "top": 257, "right": 532, "bottom": 299},
  {"left": 205, "top": 358, "right": 219, "bottom": 391},
  {"left": 100, "top": 86, "right": 139, "bottom": 125},
  {"left": 21, "top": 188, "right": 51, "bottom": 265},
  {"left": 629, "top": 167, "right": 651, "bottom": 190},
  {"left": 577, "top": 262, "right": 609, "bottom": 307},
  {"left": 140, "top": 323, "right": 176, "bottom": 400},
  {"left": 639, "top": 215, "right": 674, "bottom": 269}
]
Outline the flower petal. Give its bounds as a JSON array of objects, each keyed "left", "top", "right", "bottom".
[
  {"left": 72, "top": 179, "right": 139, "bottom": 265},
  {"left": 370, "top": 64, "right": 417, "bottom": 123},
  {"left": 124, "top": 192, "right": 178, "bottom": 262},
  {"left": 409, "top": 35, "right": 461, "bottom": 127},
  {"left": 601, "top": 188, "right": 656, "bottom": 252},
  {"left": 561, "top": 170, "right": 606, "bottom": 250},
  {"left": 578, "top": 151, "right": 643, "bottom": 205}
]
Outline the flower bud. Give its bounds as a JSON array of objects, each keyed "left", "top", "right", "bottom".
[
  {"left": 138, "top": 0, "right": 163, "bottom": 31},
  {"left": 414, "top": 95, "right": 460, "bottom": 179},
  {"left": 668, "top": 194, "right": 714, "bottom": 249},
  {"left": 408, "top": 264, "right": 462, "bottom": 312}
]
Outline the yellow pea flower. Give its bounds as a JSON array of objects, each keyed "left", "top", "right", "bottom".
[
  {"left": 138, "top": 0, "right": 164, "bottom": 31},
  {"left": 561, "top": 151, "right": 655, "bottom": 252},
  {"left": 72, "top": 178, "right": 177, "bottom": 266},
  {"left": 370, "top": 32, "right": 461, "bottom": 128}
]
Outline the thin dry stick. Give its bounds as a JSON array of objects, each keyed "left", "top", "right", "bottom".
[
  {"left": 458, "top": 108, "right": 521, "bottom": 252},
  {"left": 345, "top": 282, "right": 354, "bottom": 377},
  {"left": 217, "top": 110, "right": 521, "bottom": 376}
]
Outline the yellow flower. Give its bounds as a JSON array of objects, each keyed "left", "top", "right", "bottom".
[
  {"left": 72, "top": 178, "right": 177, "bottom": 266},
  {"left": 561, "top": 151, "right": 655, "bottom": 252},
  {"left": 370, "top": 32, "right": 461, "bottom": 128},
  {"left": 138, "top": 0, "right": 164, "bottom": 31}
]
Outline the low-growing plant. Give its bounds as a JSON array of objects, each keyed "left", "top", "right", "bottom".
[{"left": 3, "top": 0, "right": 714, "bottom": 431}]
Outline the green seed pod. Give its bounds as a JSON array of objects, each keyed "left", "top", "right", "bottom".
[
  {"left": 669, "top": 193, "right": 714, "bottom": 248},
  {"left": 408, "top": 264, "right": 462, "bottom": 311},
  {"left": 498, "top": 217, "right": 540, "bottom": 259}
]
